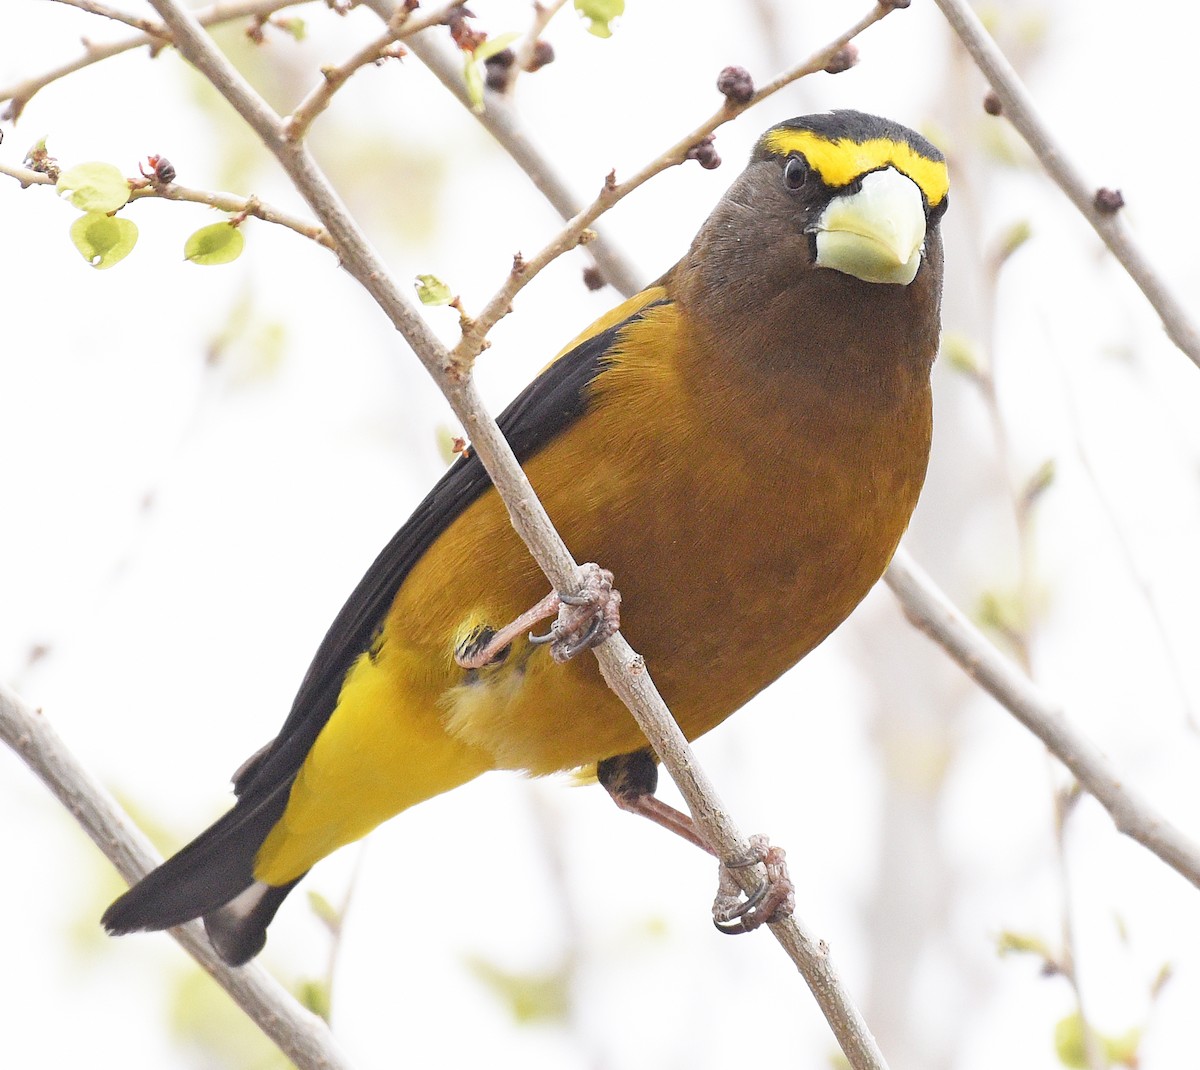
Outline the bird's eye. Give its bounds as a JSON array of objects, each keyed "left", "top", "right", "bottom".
[{"left": 783, "top": 155, "right": 808, "bottom": 191}]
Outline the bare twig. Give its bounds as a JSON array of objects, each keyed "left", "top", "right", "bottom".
[
  {"left": 0, "top": 160, "right": 334, "bottom": 249},
  {"left": 502, "top": 0, "right": 568, "bottom": 95},
  {"left": 0, "top": 0, "right": 313, "bottom": 120},
  {"left": 885, "top": 549, "right": 1200, "bottom": 891},
  {"left": 51, "top": 0, "right": 162, "bottom": 34},
  {"left": 0, "top": 682, "right": 357, "bottom": 1070},
  {"left": 932, "top": 0, "right": 1200, "bottom": 370},
  {"left": 445, "top": 0, "right": 898, "bottom": 371},
  {"left": 395, "top": 18, "right": 645, "bottom": 297},
  {"left": 283, "top": 0, "right": 463, "bottom": 140}
]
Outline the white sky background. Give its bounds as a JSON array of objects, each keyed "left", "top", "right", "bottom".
[{"left": 3, "top": 0, "right": 1200, "bottom": 1067}]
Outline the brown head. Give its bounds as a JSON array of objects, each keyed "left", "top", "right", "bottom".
[{"left": 671, "top": 110, "right": 949, "bottom": 397}]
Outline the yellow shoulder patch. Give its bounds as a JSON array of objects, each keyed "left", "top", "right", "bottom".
[{"left": 763, "top": 128, "right": 949, "bottom": 208}]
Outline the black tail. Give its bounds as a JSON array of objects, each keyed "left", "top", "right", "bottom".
[{"left": 101, "top": 781, "right": 297, "bottom": 965}]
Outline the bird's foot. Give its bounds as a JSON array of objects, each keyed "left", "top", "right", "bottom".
[
  {"left": 454, "top": 563, "right": 621, "bottom": 670},
  {"left": 528, "top": 563, "right": 622, "bottom": 663},
  {"left": 712, "top": 834, "right": 795, "bottom": 935}
]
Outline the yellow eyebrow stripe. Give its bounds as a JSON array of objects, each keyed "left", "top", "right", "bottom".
[{"left": 763, "top": 128, "right": 949, "bottom": 207}]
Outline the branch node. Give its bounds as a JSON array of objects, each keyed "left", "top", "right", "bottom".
[
  {"left": 685, "top": 134, "right": 721, "bottom": 170},
  {"left": 1093, "top": 187, "right": 1125, "bottom": 214},
  {"left": 983, "top": 89, "right": 1003, "bottom": 115},
  {"left": 823, "top": 43, "right": 858, "bottom": 74},
  {"left": 716, "top": 65, "right": 754, "bottom": 105}
]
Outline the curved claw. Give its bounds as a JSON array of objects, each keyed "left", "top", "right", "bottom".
[{"left": 711, "top": 835, "right": 796, "bottom": 935}]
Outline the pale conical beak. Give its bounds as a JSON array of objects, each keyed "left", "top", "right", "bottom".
[{"left": 812, "top": 167, "right": 927, "bottom": 286}]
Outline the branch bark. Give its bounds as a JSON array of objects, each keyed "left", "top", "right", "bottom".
[
  {"left": 932, "top": 0, "right": 1200, "bottom": 370},
  {"left": 0, "top": 0, "right": 314, "bottom": 120},
  {"left": 885, "top": 550, "right": 1200, "bottom": 890},
  {"left": 0, "top": 683, "right": 357, "bottom": 1070}
]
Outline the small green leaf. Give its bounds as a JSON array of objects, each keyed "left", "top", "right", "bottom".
[
  {"left": 940, "top": 331, "right": 986, "bottom": 378},
  {"left": 1150, "top": 961, "right": 1175, "bottom": 999},
  {"left": 295, "top": 978, "right": 332, "bottom": 1022},
  {"left": 995, "top": 929, "right": 1054, "bottom": 961},
  {"left": 277, "top": 16, "right": 306, "bottom": 40},
  {"left": 1104, "top": 1027, "right": 1141, "bottom": 1067},
  {"left": 1053, "top": 1013, "right": 1092, "bottom": 1069},
  {"left": 465, "top": 955, "right": 571, "bottom": 1024},
  {"left": 184, "top": 221, "right": 245, "bottom": 265},
  {"left": 1020, "top": 458, "right": 1056, "bottom": 509},
  {"left": 475, "top": 31, "right": 519, "bottom": 63},
  {"left": 1054, "top": 1013, "right": 1142, "bottom": 1069},
  {"left": 575, "top": 0, "right": 624, "bottom": 37},
  {"left": 463, "top": 54, "right": 485, "bottom": 112},
  {"left": 69, "top": 212, "right": 138, "bottom": 269},
  {"left": 57, "top": 162, "right": 131, "bottom": 212},
  {"left": 415, "top": 273, "right": 453, "bottom": 305},
  {"left": 461, "top": 33, "right": 517, "bottom": 112},
  {"left": 306, "top": 890, "right": 341, "bottom": 933}
]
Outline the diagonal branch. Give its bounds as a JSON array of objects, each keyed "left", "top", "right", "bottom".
[
  {"left": 0, "top": 0, "right": 314, "bottom": 120},
  {"left": 885, "top": 549, "right": 1200, "bottom": 890},
  {"left": 282, "top": 0, "right": 465, "bottom": 141},
  {"left": 443, "top": 0, "right": 897, "bottom": 369},
  {"left": 0, "top": 682, "right": 358, "bottom": 1070},
  {"left": 931, "top": 0, "right": 1200, "bottom": 370}
]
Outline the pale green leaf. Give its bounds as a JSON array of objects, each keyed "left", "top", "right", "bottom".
[
  {"left": 306, "top": 890, "right": 341, "bottom": 932},
  {"left": 995, "top": 929, "right": 1053, "bottom": 961},
  {"left": 575, "top": 0, "right": 624, "bottom": 37},
  {"left": 463, "top": 55, "right": 485, "bottom": 112},
  {"left": 1053, "top": 1013, "right": 1091, "bottom": 1069},
  {"left": 184, "top": 221, "right": 245, "bottom": 265},
  {"left": 57, "top": 162, "right": 131, "bottom": 212},
  {"left": 940, "top": 331, "right": 986, "bottom": 378},
  {"left": 465, "top": 955, "right": 571, "bottom": 1024},
  {"left": 415, "top": 273, "right": 453, "bottom": 305},
  {"left": 476, "top": 30, "right": 520, "bottom": 63},
  {"left": 69, "top": 212, "right": 138, "bottom": 269},
  {"left": 295, "top": 978, "right": 332, "bottom": 1022},
  {"left": 278, "top": 16, "right": 306, "bottom": 40}
]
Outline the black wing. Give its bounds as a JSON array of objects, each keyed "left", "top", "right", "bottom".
[
  {"left": 234, "top": 299, "right": 668, "bottom": 800},
  {"left": 101, "top": 297, "right": 668, "bottom": 945}
]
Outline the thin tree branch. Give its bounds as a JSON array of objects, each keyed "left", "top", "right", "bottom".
[
  {"left": 282, "top": 0, "right": 464, "bottom": 141},
  {"left": 51, "top": 0, "right": 163, "bottom": 34},
  {"left": 0, "top": 160, "right": 335, "bottom": 249},
  {"left": 885, "top": 549, "right": 1200, "bottom": 891},
  {"left": 0, "top": 682, "right": 357, "bottom": 1070},
  {"left": 0, "top": 0, "right": 314, "bottom": 120},
  {"left": 442, "top": 0, "right": 896, "bottom": 370},
  {"left": 395, "top": 17, "right": 646, "bottom": 297},
  {"left": 931, "top": 0, "right": 1200, "bottom": 370},
  {"left": 501, "top": 0, "right": 568, "bottom": 95}
]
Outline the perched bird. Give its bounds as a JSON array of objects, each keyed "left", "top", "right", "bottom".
[{"left": 103, "top": 110, "right": 949, "bottom": 965}]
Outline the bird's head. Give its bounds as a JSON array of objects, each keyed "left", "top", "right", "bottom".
[
  {"left": 753, "top": 111, "right": 949, "bottom": 286},
  {"left": 675, "top": 111, "right": 949, "bottom": 378}
]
